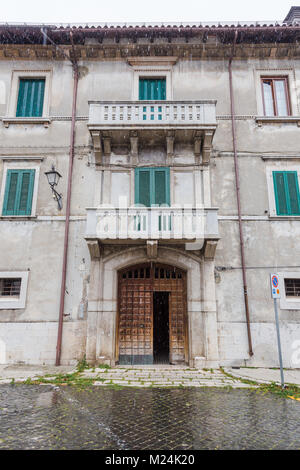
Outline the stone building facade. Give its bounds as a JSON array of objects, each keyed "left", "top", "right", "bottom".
[{"left": 1, "top": 8, "right": 300, "bottom": 368}]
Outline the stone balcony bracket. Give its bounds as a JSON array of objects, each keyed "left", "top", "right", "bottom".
[
  {"left": 146, "top": 240, "right": 158, "bottom": 259},
  {"left": 203, "top": 239, "right": 218, "bottom": 260},
  {"left": 86, "top": 239, "right": 102, "bottom": 260},
  {"left": 130, "top": 131, "right": 139, "bottom": 165},
  {"left": 90, "top": 130, "right": 102, "bottom": 165}
]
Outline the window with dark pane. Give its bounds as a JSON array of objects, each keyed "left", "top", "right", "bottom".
[
  {"left": 261, "top": 77, "right": 290, "bottom": 116},
  {"left": 0, "top": 278, "right": 21, "bottom": 298},
  {"left": 16, "top": 78, "right": 45, "bottom": 117},
  {"left": 285, "top": 278, "right": 300, "bottom": 297}
]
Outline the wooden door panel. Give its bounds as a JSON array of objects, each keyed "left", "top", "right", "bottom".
[{"left": 118, "top": 264, "right": 187, "bottom": 365}]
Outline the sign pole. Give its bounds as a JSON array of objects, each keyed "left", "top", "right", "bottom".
[
  {"left": 273, "top": 297, "right": 285, "bottom": 388},
  {"left": 270, "top": 273, "right": 285, "bottom": 389}
]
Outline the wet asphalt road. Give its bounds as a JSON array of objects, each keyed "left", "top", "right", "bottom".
[{"left": 0, "top": 385, "right": 300, "bottom": 450}]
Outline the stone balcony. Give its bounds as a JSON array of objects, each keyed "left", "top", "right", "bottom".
[
  {"left": 85, "top": 206, "right": 219, "bottom": 260},
  {"left": 88, "top": 100, "right": 217, "bottom": 164}
]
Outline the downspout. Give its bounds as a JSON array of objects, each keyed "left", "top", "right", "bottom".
[
  {"left": 55, "top": 32, "right": 79, "bottom": 366},
  {"left": 228, "top": 30, "right": 254, "bottom": 357}
]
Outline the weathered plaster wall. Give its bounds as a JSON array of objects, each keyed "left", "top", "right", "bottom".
[{"left": 0, "top": 54, "right": 299, "bottom": 367}]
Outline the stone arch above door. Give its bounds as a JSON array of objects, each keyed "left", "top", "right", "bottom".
[
  {"left": 101, "top": 246, "right": 202, "bottom": 305},
  {"left": 86, "top": 246, "right": 219, "bottom": 367}
]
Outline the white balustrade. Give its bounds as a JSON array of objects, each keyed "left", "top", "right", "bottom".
[
  {"left": 85, "top": 207, "right": 219, "bottom": 241},
  {"left": 88, "top": 101, "right": 217, "bottom": 127}
]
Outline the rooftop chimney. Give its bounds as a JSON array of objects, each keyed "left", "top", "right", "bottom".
[{"left": 284, "top": 6, "right": 300, "bottom": 23}]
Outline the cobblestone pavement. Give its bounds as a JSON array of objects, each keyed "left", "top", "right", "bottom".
[
  {"left": 0, "top": 365, "right": 257, "bottom": 388},
  {"left": 0, "top": 385, "right": 300, "bottom": 450},
  {"left": 74, "top": 366, "right": 256, "bottom": 388},
  {"left": 0, "top": 364, "right": 75, "bottom": 384},
  {"left": 225, "top": 367, "right": 300, "bottom": 386}
]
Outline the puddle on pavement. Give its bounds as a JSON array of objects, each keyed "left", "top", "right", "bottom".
[{"left": 0, "top": 385, "right": 300, "bottom": 450}]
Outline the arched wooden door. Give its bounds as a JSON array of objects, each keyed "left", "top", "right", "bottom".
[{"left": 117, "top": 263, "right": 188, "bottom": 365}]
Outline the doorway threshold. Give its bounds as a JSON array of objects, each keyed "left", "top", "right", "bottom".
[{"left": 116, "top": 364, "right": 189, "bottom": 369}]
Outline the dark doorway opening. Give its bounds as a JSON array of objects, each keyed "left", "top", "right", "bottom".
[{"left": 153, "top": 292, "right": 170, "bottom": 364}]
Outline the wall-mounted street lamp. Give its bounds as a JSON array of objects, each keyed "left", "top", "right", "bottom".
[{"left": 45, "top": 165, "right": 63, "bottom": 210}]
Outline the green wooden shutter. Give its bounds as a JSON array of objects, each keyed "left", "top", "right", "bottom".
[
  {"left": 273, "top": 171, "right": 300, "bottom": 216},
  {"left": 135, "top": 168, "right": 170, "bottom": 206},
  {"left": 139, "top": 79, "right": 166, "bottom": 100},
  {"left": 2, "top": 170, "right": 35, "bottom": 216},
  {"left": 154, "top": 168, "right": 170, "bottom": 205},
  {"left": 273, "top": 172, "right": 288, "bottom": 215},
  {"left": 18, "top": 171, "right": 35, "bottom": 215},
  {"left": 16, "top": 79, "right": 45, "bottom": 117},
  {"left": 4, "top": 171, "right": 19, "bottom": 215},
  {"left": 135, "top": 169, "right": 151, "bottom": 206},
  {"left": 286, "top": 172, "right": 300, "bottom": 215}
]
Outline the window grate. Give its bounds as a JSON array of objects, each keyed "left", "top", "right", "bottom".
[
  {"left": 284, "top": 278, "right": 300, "bottom": 297},
  {"left": 0, "top": 278, "right": 21, "bottom": 297}
]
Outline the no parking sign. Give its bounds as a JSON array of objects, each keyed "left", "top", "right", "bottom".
[
  {"left": 270, "top": 273, "right": 281, "bottom": 299},
  {"left": 270, "top": 272, "right": 285, "bottom": 387}
]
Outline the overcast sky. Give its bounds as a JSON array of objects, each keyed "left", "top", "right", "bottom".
[{"left": 1, "top": 0, "right": 296, "bottom": 24}]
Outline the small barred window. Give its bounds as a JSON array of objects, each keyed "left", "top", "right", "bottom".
[
  {"left": 284, "top": 278, "right": 300, "bottom": 297},
  {"left": 0, "top": 278, "right": 21, "bottom": 298}
]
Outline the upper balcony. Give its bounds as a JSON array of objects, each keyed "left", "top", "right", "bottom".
[
  {"left": 88, "top": 100, "right": 217, "bottom": 165},
  {"left": 88, "top": 100, "right": 217, "bottom": 129}
]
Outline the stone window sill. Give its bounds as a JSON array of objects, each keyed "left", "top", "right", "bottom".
[
  {"left": 0, "top": 215, "right": 37, "bottom": 220},
  {"left": 2, "top": 117, "right": 51, "bottom": 128},
  {"left": 256, "top": 116, "right": 300, "bottom": 127},
  {"left": 269, "top": 215, "right": 300, "bottom": 220}
]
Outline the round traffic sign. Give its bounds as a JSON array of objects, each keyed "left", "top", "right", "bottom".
[{"left": 272, "top": 275, "right": 279, "bottom": 288}]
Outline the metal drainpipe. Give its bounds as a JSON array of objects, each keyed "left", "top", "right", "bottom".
[
  {"left": 228, "top": 31, "right": 254, "bottom": 357},
  {"left": 55, "top": 32, "right": 79, "bottom": 366}
]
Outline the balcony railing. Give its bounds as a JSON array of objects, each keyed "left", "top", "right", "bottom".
[
  {"left": 85, "top": 206, "right": 219, "bottom": 243},
  {"left": 88, "top": 100, "right": 217, "bottom": 128}
]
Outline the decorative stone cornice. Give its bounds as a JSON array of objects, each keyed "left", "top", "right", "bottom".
[{"left": 1, "top": 42, "right": 300, "bottom": 61}]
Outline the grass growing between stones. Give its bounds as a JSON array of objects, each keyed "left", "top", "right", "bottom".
[
  {"left": 220, "top": 367, "right": 300, "bottom": 400},
  {"left": 15, "top": 358, "right": 114, "bottom": 389},
  {"left": 20, "top": 372, "right": 100, "bottom": 389},
  {"left": 12, "top": 364, "right": 300, "bottom": 398}
]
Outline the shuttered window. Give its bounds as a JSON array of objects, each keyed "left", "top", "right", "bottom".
[
  {"left": 273, "top": 171, "right": 300, "bottom": 216},
  {"left": 135, "top": 168, "right": 170, "bottom": 206},
  {"left": 139, "top": 79, "right": 166, "bottom": 100},
  {"left": 2, "top": 169, "right": 35, "bottom": 216},
  {"left": 16, "top": 79, "right": 45, "bottom": 117}
]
